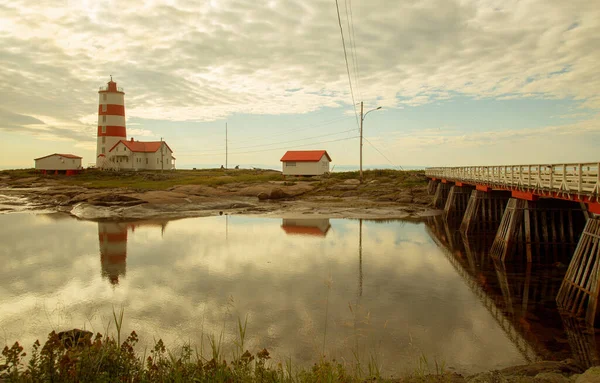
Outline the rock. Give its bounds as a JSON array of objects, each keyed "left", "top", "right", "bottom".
[
  {"left": 467, "top": 371, "right": 509, "bottom": 382},
  {"left": 533, "top": 372, "right": 573, "bottom": 383},
  {"left": 58, "top": 328, "right": 93, "bottom": 349},
  {"left": 396, "top": 192, "right": 413, "bottom": 204},
  {"left": 575, "top": 367, "right": 600, "bottom": 382},
  {"left": 53, "top": 194, "right": 71, "bottom": 205},
  {"left": 343, "top": 179, "right": 360, "bottom": 185},
  {"left": 500, "top": 360, "right": 583, "bottom": 377},
  {"left": 269, "top": 188, "right": 289, "bottom": 200},
  {"left": 331, "top": 184, "right": 358, "bottom": 191},
  {"left": 257, "top": 192, "right": 269, "bottom": 200}
]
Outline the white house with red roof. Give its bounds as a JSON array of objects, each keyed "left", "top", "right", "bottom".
[
  {"left": 34, "top": 153, "right": 82, "bottom": 174},
  {"left": 96, "top": 77, "right": 175, "bottom": 170},
  {"left": 108, "top": 138, "right": 175, "bottom": 170},
  {"left": 280, "top": 150, "right": 331, "bottom": 176}
]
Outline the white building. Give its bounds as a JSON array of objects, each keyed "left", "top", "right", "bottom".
[
  {"left": 34, "top": 153, "right": 82, "bottom": 174},
  {"left": 96, "top": 77, "right": 175, "bottom": 170},
  {"left": 280, "top": 150, "right": 331, "bottom": 176},
  {"left": 107, "top": 138, "right": 175, "bottom": 170}
]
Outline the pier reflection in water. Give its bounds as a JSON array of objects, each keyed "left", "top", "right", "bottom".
[
  {"left": 426, "top": 215, "right": 600, "bottom": 368},
  {"left": 2, "top": 212, "right": 600, "bottom": 375}
]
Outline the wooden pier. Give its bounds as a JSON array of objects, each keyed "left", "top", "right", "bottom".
[{"left": 426, "top": 162, "right": 600, "bottom": 325}]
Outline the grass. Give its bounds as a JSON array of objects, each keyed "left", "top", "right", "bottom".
[
  {"left": 0, "top": 309, "right": 458, "bottom": 383},
  {"left": 1, "top": 168, "right": 427, "bottom": 192},
  {"left": 0, "top": 168, "right": 286, "bottom": 190}
]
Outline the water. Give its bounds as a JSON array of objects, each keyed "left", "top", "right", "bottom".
[{"left": 0, "top": 212, "right": 595, "bottom": 375}]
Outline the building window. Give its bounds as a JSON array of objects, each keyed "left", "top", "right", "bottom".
[
  {"left": 146, "top": 158, "right": 148, "bottom": 164},
  {"left": 103, "top": 94, "right": 107, "bottom": 101},
  {"left": 102, "top": 126, "right": 106, "bottom": 134},
  {"left": 102, "top": 115, "right": 106, "bottom": 123},
  {"left": 102, "top": 136, "right": 105, "bottom": 144},
  {"left": 102, "top": 104, "right": 107, "bottom": 112},
  {"left": 157, "top": 158, "right": 159, "bottom": 164},
  {"left": 102, "top": 147, "right": 105, "bottom": 154},
  {"left": 286, "top": 162, "right": 296, "bottom": 167}
]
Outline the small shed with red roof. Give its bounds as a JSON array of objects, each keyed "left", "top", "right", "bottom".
[
  {"left": 280, "top": 150, "right": 331, "bottom": 176},
  {"left": 34, "top": 153, "right": 82, "bottom": 174}
]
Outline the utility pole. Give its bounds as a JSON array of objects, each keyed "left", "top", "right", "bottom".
[
  {"left": 160, "top": 137, "right": 164, "bottom": 173},
  {"left": 360, "top": 101, "right": 364, "bottom": 183},
  {"left": 225, "top": 122, "right": 228, "bottom": 170},
  {"left": 359, "top": 103, "right": 382, "bottom": 184}
]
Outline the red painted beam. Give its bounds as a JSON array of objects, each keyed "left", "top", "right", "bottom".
[
  {"left": 441, "top": 179, "right": 448, "bottom": 184},
  {"left": 587, "top": 202, "right": 600, "bottom": 215},
  {"left": 476, "top": 184, "right": 491, "bottom": 192},
  {"left": 455, "top": 182, "right": 464, "bottom": 187},
  {"left": 511, "top": 190, "right": 539, "bottom": 201}
]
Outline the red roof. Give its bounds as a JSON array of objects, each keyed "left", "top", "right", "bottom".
[
  {"left": 34, "top": 153, "right": 82, "bottom": 160},
  {"left": 108, "top": 140, "right": 173, "bottom": 153},
  {"left": 280, "top": 150, "right": 331, "bottom": 162},
  {"left": 281, "top": 225, "right": 330, "bottom": 237}
]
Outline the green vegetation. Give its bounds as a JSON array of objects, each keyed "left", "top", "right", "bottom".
[
  {"left": 1, "top": 310, "right": 455, "bottom": 383},
  {"left": 0, "top": 168, "right": 427, "bottom": 192},
  {"left": 0, "top": 168, "right": 285, "bottom": 190}
]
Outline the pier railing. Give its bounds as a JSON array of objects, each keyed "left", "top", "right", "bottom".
[{"left": 426, "top": 163, "right": 600, "bottom": 196}]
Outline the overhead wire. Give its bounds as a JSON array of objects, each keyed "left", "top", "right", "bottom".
[
  {"left": 178, "top": 128, "right": 356, "bottom": 153},
  {"left": 177, "top": 136, "right": 359, "bottom": 157},
  {"left": 345, "top": 0, "right": 362, "bottom": 102},
  {"left": 363, "top": 137, "right": 404, "bottom": 170},
  {"left": 334, "top": 0, "right": 360, "bottom": 130},
  {"left": 229, "top": 115, "right": 354, "bottom": 143}
]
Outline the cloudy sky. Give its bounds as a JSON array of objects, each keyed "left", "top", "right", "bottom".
[{"left": 0, "top": 0, "right": 598, "bottom": 169}]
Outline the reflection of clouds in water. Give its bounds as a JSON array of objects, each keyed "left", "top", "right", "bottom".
[{"left": 0, "top": 214, "right": 526, "bottom": 375}]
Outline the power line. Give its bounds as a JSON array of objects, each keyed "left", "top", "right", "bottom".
[
  {"left": 347, "top": 0, "right": 362, "bottom": 101},
  {"left": 230, "top": 115, "right": 354, "bottom": 143},
  {"left": 345, "top": 0, "right": 361, "bottom": 103},
  {"left": 177, "top": 136, "right": 359, "bottom": 157},
  {"left": 363, "top": 137, "right": 404, "bottom": 170},
  {"left": 178, "top": 128, "right": 356, "bottom": 154},
  {"left": 334, "top": 0, "right": 360, "bottom": 130}
]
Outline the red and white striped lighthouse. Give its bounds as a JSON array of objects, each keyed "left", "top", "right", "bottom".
[
  {"left": 96, "top": 76, "right": 126, "bottom": 167},
  {"left": 98, "top": 222, "right": 128, "bottom": 285}
]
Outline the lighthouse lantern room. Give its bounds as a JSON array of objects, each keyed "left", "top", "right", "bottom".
[{"left": 96, "top": 76, "right": 126, "bottom": 167}]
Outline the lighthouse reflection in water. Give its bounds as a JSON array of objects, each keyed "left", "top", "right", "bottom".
[{"left": 98, "top": 221, "right": 167, "bottom": 285}]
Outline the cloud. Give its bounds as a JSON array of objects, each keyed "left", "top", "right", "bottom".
[{"left": 0, "top": 0, "right": 598, "bottom": 148}]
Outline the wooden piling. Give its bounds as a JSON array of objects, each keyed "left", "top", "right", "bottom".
[
  {"left": 491, "top": 200, "right": 587, "bottom": 264},
  {"left": 427, "top": 180, "right": 439, "bottom": 195},
  {"left": 432, "top": 182, "right": 452, "bottom": 209},
  {"left": 560, "top": 314, "right": 600, "bottom": 367},
  {"left": 443, "top": 185, "right": 473, "bottom": 225},
  {"left": 460, "top": 190, "right": 510, "bottom": 236},
  {"left": 556, "top": 218, "right": 600, "bottom": 326},
  {"left": 491, "top": 199, "right": 529, "bottom": 262}
]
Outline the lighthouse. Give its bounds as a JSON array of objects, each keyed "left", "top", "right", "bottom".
[{"left": 96, "top": 76, "right": 126, "bottom": 167}]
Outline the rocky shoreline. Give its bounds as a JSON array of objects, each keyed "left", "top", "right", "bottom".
[{"left": 0, "top": 174, "right": 437, "bottom": 221}]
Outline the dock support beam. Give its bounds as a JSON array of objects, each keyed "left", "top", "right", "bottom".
[
  {"left": 460, "top": 190, "right": 510, "bottom": 237},
  {"left": 557, "top": 217, "right": 600, "bottom": 326},
  {"left": 443, "top": 185, "right": 474, "bottom": 225},
  {"left": 491, "top": 199, "right": 587, "bottom": 264},
  {"left": 432, "top": 182, "right": 452, "bottom": 209},
  {"left": 427, "top": 179, "right": 439, "bottom": 195}
]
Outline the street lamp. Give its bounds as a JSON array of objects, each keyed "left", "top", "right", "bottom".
[{"left": 360, "top": 102, "right": 382, "bottom": 183}]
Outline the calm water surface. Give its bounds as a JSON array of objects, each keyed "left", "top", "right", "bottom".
[{"left": 0, "top": 212, "right": 591, "bottom": 375}]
